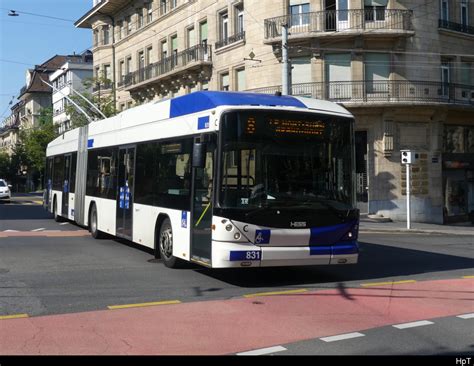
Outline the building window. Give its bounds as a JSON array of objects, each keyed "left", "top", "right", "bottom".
[
  {"left": 235, "top": 68, "right": 245, "bottom": 91},
  {"left": 126, "top": 15, "right": 132, "bottom": 35},
  {"left": 119, "top": 60, "right": 125, "bottom": 82},
  {"left": 365, "top": 53, "right": 390, "bottom": 93},
  {"left": 461, "top": 0, "right": 468, "bottom": 27},
  {"left": 440, "top": 0, "right": 449, "bottom": 22},
  {"left": 103, "top": 64, "right": 112, "bottom": 83},
  {"left": 220, "top": 72, "right": 230, "bottom": 91},
  {"left": 171, "top": 35, "right": 178, "bottom": 66},
  {"left": 160, "top": 0, "right": 167, "bottom": 15},
  {"left": 146, "top": 46, "right": 153, "bottom": 66},
  {"left": 290, "top": 3, "right": 310, "bottom": 26},
  {"left": 441, "top": 62, "right": 450, "bottom": 97},
  {"left": 93, "top": 29, "right": 99, "bottom": 47},
  {"left": 161, "top": 40, "right": 168, "bottom": 59},
  {"left": 137, "top": 8, "right": 144, "bottom": 29},
  {"left": 200, "top": 20, "right": 208, "bottom": 47},
  {"left": 117, "top": 21, "right": 123, "bottom": 40},
  {"left": 365, "top": 5, "right": 386, "bottom": 22},
  {"left": 146, "top": 2, "right": 153, "bottom": 23},
  {"left": 126, "top": 56, "right": 132, "bottom": 75},
  {"left": 460, "top": 61, "right": 472, "bottom": 85},
  {"left": 219, "top": 11, "right": 229, "bottom": 42},
  {"left": 187, "top": 26, "right": 196, "bottom": 47},
  {"left": 138, "top": 51, "right": 145, "bottom": 70},
  {"left": 235, "top": 3, "right": 244, "bottom": 34},
  {"left": 103, "top": 25, "right": 110, "bottom": 45}
]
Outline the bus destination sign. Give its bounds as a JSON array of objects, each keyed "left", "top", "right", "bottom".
[{"left": 245, "top": 116, "right": 325, "bottom": 136}]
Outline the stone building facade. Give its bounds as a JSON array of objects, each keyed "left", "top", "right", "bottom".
[{"left": 76, "top": 0, "right": 474, "bottom": 223}]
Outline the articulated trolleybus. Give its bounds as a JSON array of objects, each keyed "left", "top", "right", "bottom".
[{"left": 45, "top": 91, "right": 359, "bottom": 268}]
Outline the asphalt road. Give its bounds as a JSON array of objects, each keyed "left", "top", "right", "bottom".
[{"left": 0, "top": 196, "right": 473, "bottom": 356}]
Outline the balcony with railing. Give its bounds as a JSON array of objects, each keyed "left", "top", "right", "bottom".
[
  {"left": 215, "top": 31, "right": 246, "bottom": 50},
  {"left": 120, "top": 44, "right": 212, "bottom": 91},
  {"left": 438, "top": 19, "right": 474, "bottom": 35},
  {"left": 249, "top": 80, "right": 474, "bottom": 107},
  {"left": 92, "top": 81, "right": 113, "bottom": 93},
  {"left": 264, "top": 9, "right": 413, "bottom": 41}
]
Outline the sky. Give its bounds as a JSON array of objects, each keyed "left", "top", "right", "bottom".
[{"left": 0, "top": 0, "right": 92, "bottom": 122}]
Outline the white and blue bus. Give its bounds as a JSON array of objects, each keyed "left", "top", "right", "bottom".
[{"left": 45, "top": 91, "right": 359, "bottom": 268}]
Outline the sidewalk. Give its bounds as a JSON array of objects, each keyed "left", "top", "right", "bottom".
[{"left": 359, "top": 216, "right": 474, "bottom": 236}]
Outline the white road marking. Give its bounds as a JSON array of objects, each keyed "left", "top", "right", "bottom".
[
  {"left": 3, "top": 230, "right": 19, "bottom": 232},
  {"left": 457, "top": 313, "right": 474, "bottom": 319},
  {"left": 31, "top": 228, "right": 46, "bottom": 232},
  {"left": 59, "top": 222, "right": 69, "bottom": 225},
  {"left": 392, "top": 320, "right": 434, "bottom": 329},
  {"left": 320, "top": 332, "right": 365, "bottom": 343},
  {"left": 237, "top": 346, "right": 287, "bottom": 356}
]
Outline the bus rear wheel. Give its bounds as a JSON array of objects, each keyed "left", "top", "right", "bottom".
[
  {"left": 89, "top": 204, "right": 105, "bottom": 239},
  {"left": 53, "top": 198, "right": 62, "bottom": 222},
  {"left": 158, "top": 218, "right": 180, "bottom": 268}
]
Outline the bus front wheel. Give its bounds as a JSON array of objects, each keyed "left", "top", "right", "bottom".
[{"left": 158, "top": 218, "right": 179, "bottom": 268}]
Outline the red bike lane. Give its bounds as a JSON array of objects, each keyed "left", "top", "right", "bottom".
[{"left": 1, "top": 278, "right": 472, "bottom": 355}]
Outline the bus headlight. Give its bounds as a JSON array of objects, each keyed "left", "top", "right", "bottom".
[
  {"left": 234, "top": 232, "right": 241, "bottom": 240},
  {"left": 225, "top": 224, "right": 233, "bottom": 232}
]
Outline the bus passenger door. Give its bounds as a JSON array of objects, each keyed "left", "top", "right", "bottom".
[
  {"left": 62, "top": 154, "right": 72, "bottom": 217},
  {"left": 116, "top": 146, "right": 136, "bottom": 239},
  {"left": 190, "top": 138, "right": 215, "bottom": 265}
]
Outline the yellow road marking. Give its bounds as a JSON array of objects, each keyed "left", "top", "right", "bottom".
[
  {"left": 462, "top": 275, "right": 474, "bottom": 279},
  {"left": 244, "top": 289, "right": 308, "bottom": 298},
  {"left": 108, "top": 300, "right": 181, "bottom": 310},
  {"left": 0, "top": 313, "right": 29, "bottom": 320},
  {"left": 361, "top": 280, "right": 417, "bottom": 287}
]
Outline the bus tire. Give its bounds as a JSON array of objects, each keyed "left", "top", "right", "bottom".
[
  {"left": 158, "top": 218, "right": 180, "bottom": 268},
  {"left": 53, "top": 197, "right": 62, "bottom": 222},
  {"left": 89, "top": 203, "right": 105, "bottom": 239}
]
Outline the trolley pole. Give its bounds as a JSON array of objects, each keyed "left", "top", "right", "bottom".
[{"left": 282, "top": 23, "right": 289, "bottom": 95}]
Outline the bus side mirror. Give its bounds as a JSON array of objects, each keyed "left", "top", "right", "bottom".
[{"left": 192, "top": 142, "right": 206, "bottom": 168}]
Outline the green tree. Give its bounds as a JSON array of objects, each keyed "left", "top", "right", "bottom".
[
  {"left": 0, "top": 152, "right": 13, "bottom": 179},
  {"left": 18, "top": 108, "right": 58, "bottom": 189}
]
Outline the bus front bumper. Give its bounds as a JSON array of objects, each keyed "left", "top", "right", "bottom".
[{"left": 211, "top": 240, "right": 359, "bottom": 268}]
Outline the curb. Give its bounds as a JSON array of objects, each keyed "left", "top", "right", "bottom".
[{"left": 359, "top": 228, "right": 474, "bottom": 236}]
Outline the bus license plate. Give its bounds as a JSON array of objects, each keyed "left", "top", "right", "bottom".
[{"left": 230, "top": 251, "right": 261, "bottom": 261}]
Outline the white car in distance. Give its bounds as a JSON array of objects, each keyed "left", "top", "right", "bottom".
[{"left": 0, "top": 179, "right": 12, "bottom": 202}]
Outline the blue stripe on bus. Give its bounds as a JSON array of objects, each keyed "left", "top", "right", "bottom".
[
  {"left": 309, "top": 242, "right": 358, "bottom": 256},
  {"left": 169, "top": 91, "right": 307, "bottom": 118},
  {"left": 309, "top": 246, "right": 332, "bottom": 256},
  {"left": 332, "top": 241, "right": 359, "bottom": 255},
  {"left": 309, "top": 221, "right": 357, "bottom": 246}
]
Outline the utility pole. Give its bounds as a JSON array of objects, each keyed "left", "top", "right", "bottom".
[
  {"left": 401, "top": 150, "right": 418, "bottom": 230},
  {"left": 281, "top": 23, "right": 290, "bottom": 95},
  {"left": 406, "top": 162, "right": 411, "bottom": 229}
]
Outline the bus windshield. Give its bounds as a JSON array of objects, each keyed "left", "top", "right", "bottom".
[{"left": 218, "top": 110, "right": 354, "bottom": 213}]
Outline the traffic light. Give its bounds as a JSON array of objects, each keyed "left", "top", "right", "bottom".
[{"left": 400, "top": 150, "right": 419, "bottom": 164}]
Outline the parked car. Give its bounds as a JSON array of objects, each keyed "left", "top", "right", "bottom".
[{"left": 0, "top": 179, "right": 12, "bottom": 201}]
